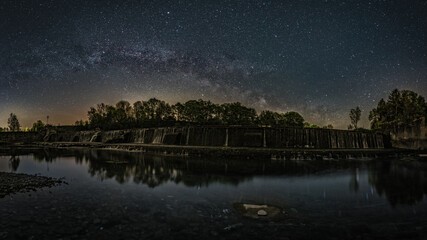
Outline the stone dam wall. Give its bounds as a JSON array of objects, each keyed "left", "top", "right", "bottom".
[
  {"left": 0, "top": 132, "right": 43, "bottom": 144},
  {"left": 44, "top": 126, "right": 388, "bottom": 149}
]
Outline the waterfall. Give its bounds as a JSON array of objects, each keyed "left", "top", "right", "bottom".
[
  {"left": 152, "top": 128, "right": 164, "bottom": 144},
  {"left": 90, "top": 131, "right": 102, "bottom": 142},
  {"left": 49, "top": 126, "right": 387, "bottom": 149},
  {"left": 134, "top": 129, "right": 145, "bottom": 143}
]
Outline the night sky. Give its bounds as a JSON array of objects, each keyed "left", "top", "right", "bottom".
[{"left": 1, "top": 0, "right": 426, "bottom": 129}]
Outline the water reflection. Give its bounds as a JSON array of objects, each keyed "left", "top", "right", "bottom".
[
  {"left": 349, "top": 168, "right": 359, "bottom": 192},
  {"left": 368, "top": 160, "right": 427, "bottom": 206},
  {"left": 2, "top": 148, "right": 427, "bottom": 206},
  {"left": 8, "top": 156, "right": 20, "bottom": 172},
  {"left": 23, "top": 148, "right": 356, "bottom": 187}
]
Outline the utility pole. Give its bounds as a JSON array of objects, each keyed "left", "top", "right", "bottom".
[{"left": 46, "top": 115, "right": 49, "bottom": 125}]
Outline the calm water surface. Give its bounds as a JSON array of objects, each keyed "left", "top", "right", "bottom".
[{"left": 0, "top": 148, "right": 426, "bottom": 239}]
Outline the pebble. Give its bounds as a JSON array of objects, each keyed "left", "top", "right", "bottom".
[
  {"left": 290, "top": 208, "right": 298, "bottom": 214},
  {"left": 257, "top": 210, "right": 268, "bottom": 216}
]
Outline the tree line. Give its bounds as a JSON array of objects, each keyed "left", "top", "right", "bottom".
[
  {"left": 369, "top": 89, "right": 427, "bottom": 130},
  {"left": 4, "top": 89, "right": 424, "bottom": 132},
  {"left": 347, "top": 89, "right": 426, "bottom": 131},
  {"left": 84, "top": 98, "right": 310, "bottom": 130}
]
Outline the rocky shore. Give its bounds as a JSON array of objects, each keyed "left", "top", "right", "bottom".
[{"left": 0, "top": 172, "right": 65, "bottom": 198}]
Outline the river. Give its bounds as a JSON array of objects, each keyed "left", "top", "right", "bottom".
[{"left": 0, "top": 148, "right": 426, "bottom": 239}]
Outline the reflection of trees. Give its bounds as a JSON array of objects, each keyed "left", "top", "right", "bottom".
[
  {"left": 368, "top": 160, "right": 427, "bottom": 206},
  {"left": 33, "top": 150, "right": 54, "bottom": 162},
  {"left": 5, "top": 148, "right": 368, "bottom": 188},
  {"left": 8, "top": 156, "right": 20, "bottom": 172},
  {"left": 86, "top": 152, "right": 134, "bottom": 184},
  {"left": 349, "top": 168, "right": 359, "bottom": 192},
  {"left": 82, "top": 150, "right": 250, "bottom": 187},
  {"left": 8, "top": 148, "right": 427, "bottom": 206},
  {"left": 31, "top": 148, "right": 89, "bottom": 163},
  {"left": 18, "top": 148, "right": 360, "bottom": 188},
  {"left": 77, "top": 150, "right": 366, "bottom": 188},
  {"left": 132, "top": 157, "right": 180, "bottom": 187}
]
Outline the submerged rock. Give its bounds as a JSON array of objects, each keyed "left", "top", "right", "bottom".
[
  {"left": 243, "top": 204, "right": 268, "bottom": 210},
  {"left": 257, "top": 210, "right": 268, "bottom": 216},
  {"left": 233, "top": 203, "right": 282, "bottom": 220}
]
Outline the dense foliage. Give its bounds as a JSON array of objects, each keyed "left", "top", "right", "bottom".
[
  {"left": 86, "top": 98, "right": 307, "bottom": 130},
  {"left": 369, "top": 89, "right": 427, "bottom": 130},
  {"left": 31, "top": 120, "right": 45, "bottom": 132}
]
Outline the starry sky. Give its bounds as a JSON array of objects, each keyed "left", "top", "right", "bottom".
[{"left": 1, "top": 0, "right": 426, "bottom": 129}]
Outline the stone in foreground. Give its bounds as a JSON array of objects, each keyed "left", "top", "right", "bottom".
[
  {"left": 234, "top": 203, "right": 283, "bottom": 220},
  {"left": 257, "top": 209, "right": 268, "bottom": 216}
]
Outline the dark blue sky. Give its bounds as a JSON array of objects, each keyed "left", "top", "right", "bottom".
[{"left": 1, "top": 0, "right": 426, "bottom": 128}]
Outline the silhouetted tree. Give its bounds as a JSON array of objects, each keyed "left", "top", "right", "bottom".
[
  {"left": 349, "top": 106, "right": 361, "bottom": 129},
  {"left": 258, "top": 110, "right": 281, "bottom": 126},
  {"left": 181, "top": 99, "right": 220, "bottom": 123},
  {"left": 369, "top": 89, "right": 426, "bottom": 130},
  {"left": 114, "top": 100, "right": 133, "bottom": 128},
  {"left": 219, "top": 102, "right": 257, "bottom": 125},
  {"left": 32, "top": 120, "right": 45, "bottom": 132},
  {"left": 282, "top": 111, "right": 304, "bottom": 127},
  {"left": 133, "top": 101, "right": 146, "bottom": 124},
  {"left": 144, "top": 98, "right": 172, "bottom": 121},
  {"left": 74, "top": 120, "right": 89, "bottom": 130},
  {"left": 88, "top": 103, "right": 114, "bottom": 129},
  {"left": 8, "top": 113, "right": 20, "bottom": 131},
  {"left": 172, "top": 102, "right": 185, "bottom": 121}
]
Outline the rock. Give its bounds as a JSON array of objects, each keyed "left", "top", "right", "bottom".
[
  {"left": 243, "top": 204, "right": 268, "bottom": 210},
  {"left": 233, "top": 203, "right": 282, "bottom": 220},
  {"left": 290, "top": 208, "right": 298, "bottom": 214},
  {"left": 257, "top": 210, "right": 268, "bottom": 216}
]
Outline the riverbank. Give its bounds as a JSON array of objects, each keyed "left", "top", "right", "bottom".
[
  {"left": 0, "top": 172, "right": 65, "bottom": 198},
  {"left": 34, "top": 142, "right": 417, "bottom": 160}
]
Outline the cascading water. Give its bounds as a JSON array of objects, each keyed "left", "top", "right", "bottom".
[
  {"left": 50, "top": 127, "right": 387, "bottom": 149},
  {"left": 152, "top": 128, "right": 164, "bottom": 144}
]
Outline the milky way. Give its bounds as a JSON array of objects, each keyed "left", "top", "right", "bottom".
[{"left": 1, "top": 0, "right": 426, "bottom": 128}]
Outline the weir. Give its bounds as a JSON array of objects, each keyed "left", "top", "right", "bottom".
[{"left": 47, "top": 126, "right": 387, "bottom": 149}]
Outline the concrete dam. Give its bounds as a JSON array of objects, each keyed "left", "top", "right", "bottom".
[{"left": 47, "top": 126, "right": 388, "bottom": 149}]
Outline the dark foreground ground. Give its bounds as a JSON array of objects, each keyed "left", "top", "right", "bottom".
[{"left": 0, "top": 172, "right": 65, "bottom": 198}]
